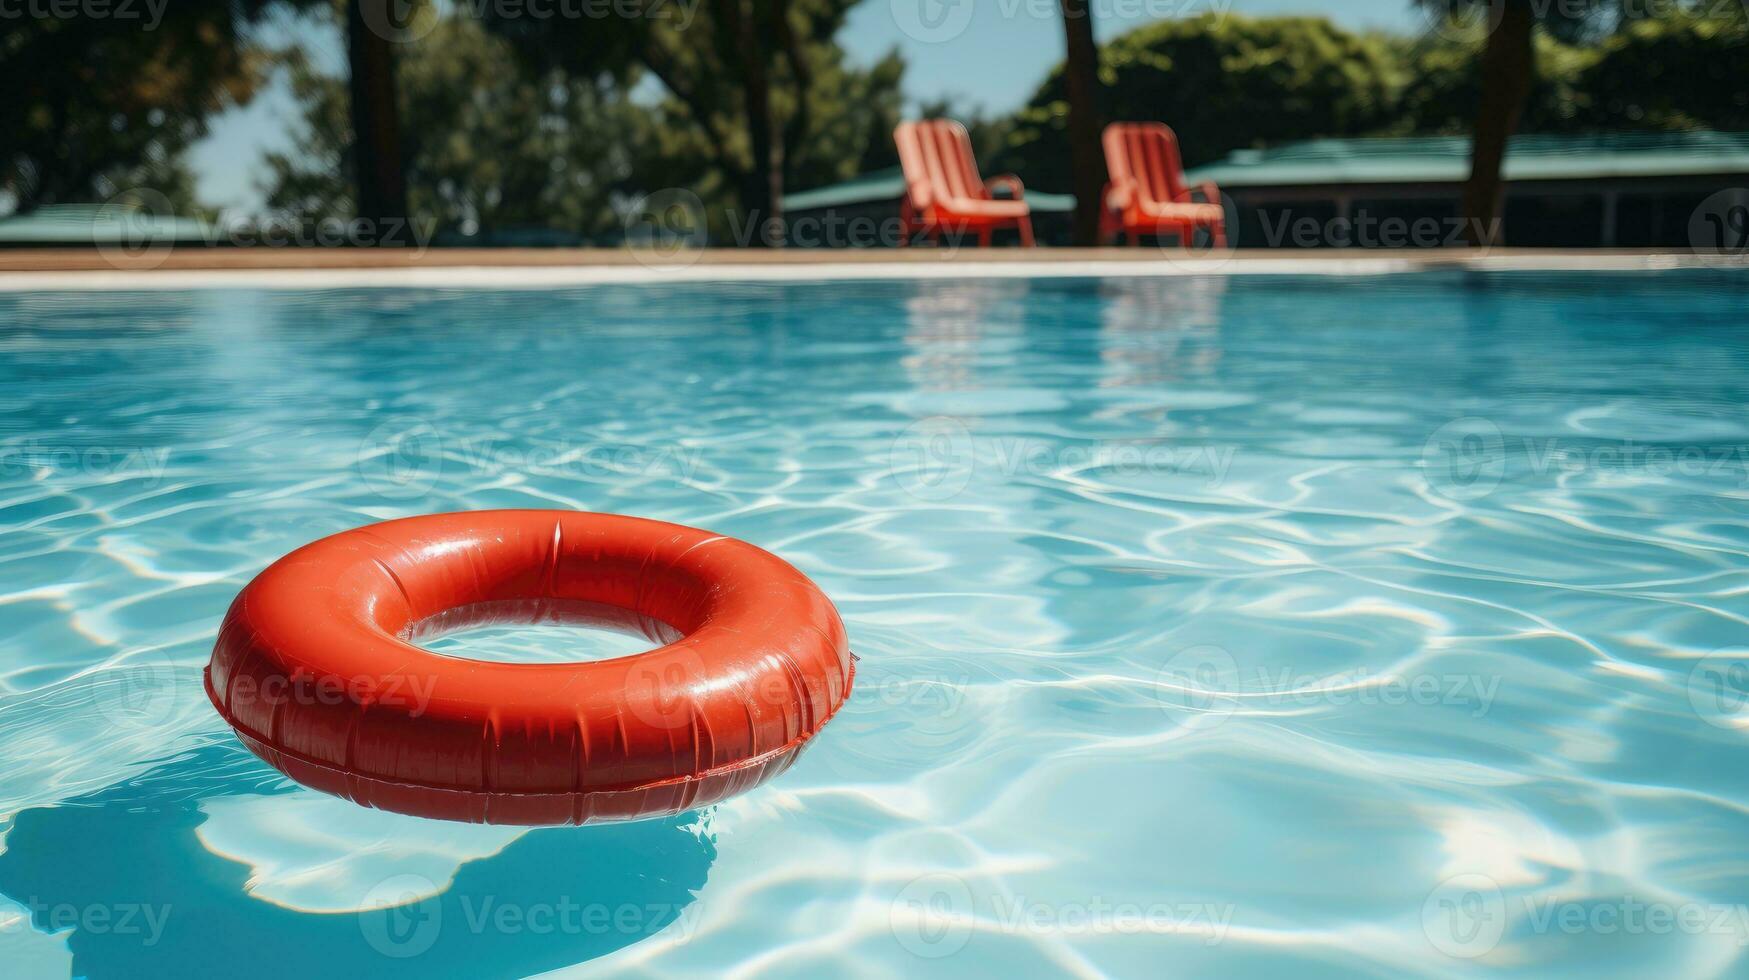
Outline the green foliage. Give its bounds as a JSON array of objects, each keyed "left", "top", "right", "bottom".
[
  {"left": 1575, "top": 12, "right": 1749, "bottom": 130},
  {"left": 790, "top": 50, "right": 907, "bottom": 189},
  {"left": 0, "top": 0, "right": 302, "bottom": 213},
  {"left": 1415, "top": 0, "right": 1610, "bottom": 44},
  {"left": 265, "top": 12, "right": 906, "bottom": 242},
  {"left": 1391, "top": 33, "right": 1598, "bottom": 134},
  {"left": 478, "top": 0, "right": 877, "bottom": 214},
  {"left": 611, "top": 45, "right": 905, "bottom": 240},
  {"left": 1392, "top": 8, "right": 1748, "bottom": 135},
  {"left": 265, "top": 16, "right": 643, "bottom": 241},
  {"left": 994, "top": 14, "right": 1402, "bottom": 192},
  {"left": 992, "top": 8, "right": 1749, "bottom": 193}
]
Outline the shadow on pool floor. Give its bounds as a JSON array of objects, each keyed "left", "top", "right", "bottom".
[{"left": 0, "top": 740, "right": 715, "bottom": 980}]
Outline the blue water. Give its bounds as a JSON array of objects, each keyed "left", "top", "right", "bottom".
[{"left": 1, "top": 272, "right": 1747, "bottom": 978}]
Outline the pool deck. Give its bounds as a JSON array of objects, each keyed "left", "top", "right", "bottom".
[{"left": 0, "top": 247, "right": 1737, "bottom": 290}]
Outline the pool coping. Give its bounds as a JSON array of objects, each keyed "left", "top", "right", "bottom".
[{"left": 0, "top": 248, "right": 1739, "bottom": 290}]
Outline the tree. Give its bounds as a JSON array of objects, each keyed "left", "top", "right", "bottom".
[
  {"left": 0, "top": 2, "right": 297, "bottom": 213},
  {"left": 1454, "top": 1, "right": 1537, "bottom": 245},
  {"left": 1416, "top": 0, "right": 1647, "bottom": 245},
  {"left": 999, "top": 15, "right": 1400, "bottom": 194},
  {"left": 1058, "top": 0, "right": 1104, "bottom": 245},
  {"left": 768, "top": 50, "right": 906, "bottom": 191},
  {"left": 265, "top": 16, "right": 642, "bottom": 241},
  {"left": 1575, "top": 11, "right": 1749, "bottom": 131},
  {"left": 1392, "top": 9, "right": 1746, "bottom": 136},
  {"left": 1390, "top": 31, "right": 1595, "bottom": 136},
  {"left": 346, "top": 0, "right": 410, "bottom": 228},
  {"left": 267, "top": 13, "right": 904, "bottom": 245},
  {"left": 606, "top": 47, "right": 906, "bottom": 244},
  {"left": 479, "top": 0, "right": 863, "bottom": 245}
]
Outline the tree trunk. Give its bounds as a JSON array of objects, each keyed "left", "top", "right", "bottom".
[
  {"left": 720, "top": 0, "right": 782, "bottom": 247},
  {"left": 1461, "top": 0, "right": 1535, "bottom": 247},
  {"left": 1059, "top": 0, "right": 1104, "bottom": 247},
  {"left": 772, "top": 0, "right": 812, "bottom": 194},
  {"left": 347, "top": 0, "right": 409, "bottom": 235},
  {"left": 741, "top": 48, "right": 783, "bottom": 248}
]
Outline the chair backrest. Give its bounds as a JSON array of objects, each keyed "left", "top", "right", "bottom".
[
  {"left": 895, "top": 119, "right": 988, "bottom": 211},
  {"left": 1103, "top": 122, "right": 1190, "bottom": 206}
]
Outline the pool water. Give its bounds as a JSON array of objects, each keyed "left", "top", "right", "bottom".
[{"left": 1, "top": 271, "right": 1746, "bottom": 978}]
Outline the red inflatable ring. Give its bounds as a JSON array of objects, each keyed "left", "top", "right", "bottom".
[{"left": 206, "top": 510, "right": 854, "bottom": 825}]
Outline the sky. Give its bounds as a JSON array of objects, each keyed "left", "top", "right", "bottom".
[{"left": 189, "top": 0, "right": 1421, "bottom": 213}]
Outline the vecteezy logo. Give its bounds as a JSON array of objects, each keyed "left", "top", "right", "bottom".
[
  {"left": 1688, "top": 649, "right": 1749, "bottom": 729},
  {"left": 836, "top": 654, "right": 985, "bottom": 769},
  {"left": 90, "top": 653, "right": 181, "bottom": 732},
  {"left": 624, "top": 188, "right": 708, "bottom": 270},
  {"left": 1157, "top": 188, "right": 1238, "bottom": 272},
  {"left": 1421, "top": 417, "right": 1506, "bottom": 501},
  {"left": 358, "top": 0, "right": 440, "bottom": 43},
  {"left": 1689, "top": 188, "right": 1749, "bottom": 269},
  {"left": 890, "top": 0, "right": 975, "bottom": 44},
  {"left": 1417, "top": 0, "right": 1506, "bottom": 44},
  {"left": 889, "top": 416, "right": 974, "bottom": 501},
  {"left": 890, "top": 873, "right": 974, "bottom": 958},
  {"left": 623, "top": 648, "right": 708, "bottom": 730},
  {"left": 1154, "top": 644, "right": 1239, "bottom": 740},
  {"left": 1421, "top": 872, "right": 1506, "bottom": 959},
  {"left": 94, "top": 187, "right": 179, "bottom": 271},
  {"left": 359, "top": 874, "right": 443, "bottom": 958},
  {"left": 358, "top": 417, "right": 444, "bottom": 499}
]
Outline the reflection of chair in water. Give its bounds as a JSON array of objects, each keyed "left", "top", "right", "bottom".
[
  {"left": 0, "top": 741, "right": 716, "bottom": 979},
  {"left": 901, "top": 280, "right": 1024, "bottom": 391},
  {"left": 1097, "top": 277, "right": 1227, "bottom": 387}
]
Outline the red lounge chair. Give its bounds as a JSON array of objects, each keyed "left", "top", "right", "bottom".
[
  {"left": 895, "top": 119, "right": 1035, "bottom": 247},
  {"left": 1101, "top": 122, "right": 1226, "bottom": 248}
]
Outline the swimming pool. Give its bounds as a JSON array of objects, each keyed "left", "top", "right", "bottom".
[{"left": 1, "top": 270, "right": 1746, "bottom": 978}]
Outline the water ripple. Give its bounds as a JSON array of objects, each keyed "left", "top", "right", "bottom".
[{"left": 1, "top": 272, "right": 1747, "bottom": 977}]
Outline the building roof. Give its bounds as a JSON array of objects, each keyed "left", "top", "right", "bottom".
[
  {"left": 1183, "top": 130, "right": 1749, "bottom": 188},
  {"left": 783, "top": 132, "right": 1749, "bottom": 213},
  {"left": 0, "top": 204, "right": 211, "bottom": 244},
  {"left": 783, "top": 167, "right": 1076, "bottom": 213}
]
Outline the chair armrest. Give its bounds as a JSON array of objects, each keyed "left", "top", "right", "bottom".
[
  {"left": 1103, "top": 181, "right": 1131, "bottom": 210},
  {"left": 985, "top": 174, "right": 1026, "bottom": 201},
  {"left": 1190, "top": 181, "right": 1221, "bottom": 204}
]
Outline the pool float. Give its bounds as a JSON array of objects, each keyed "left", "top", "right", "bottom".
[{"left": 205, "top": 510, "right": 853, "bottom": 824}]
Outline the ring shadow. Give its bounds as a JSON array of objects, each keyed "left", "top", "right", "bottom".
[{"left": 0, "top": 738, "right": 716, "bottom": 980}]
